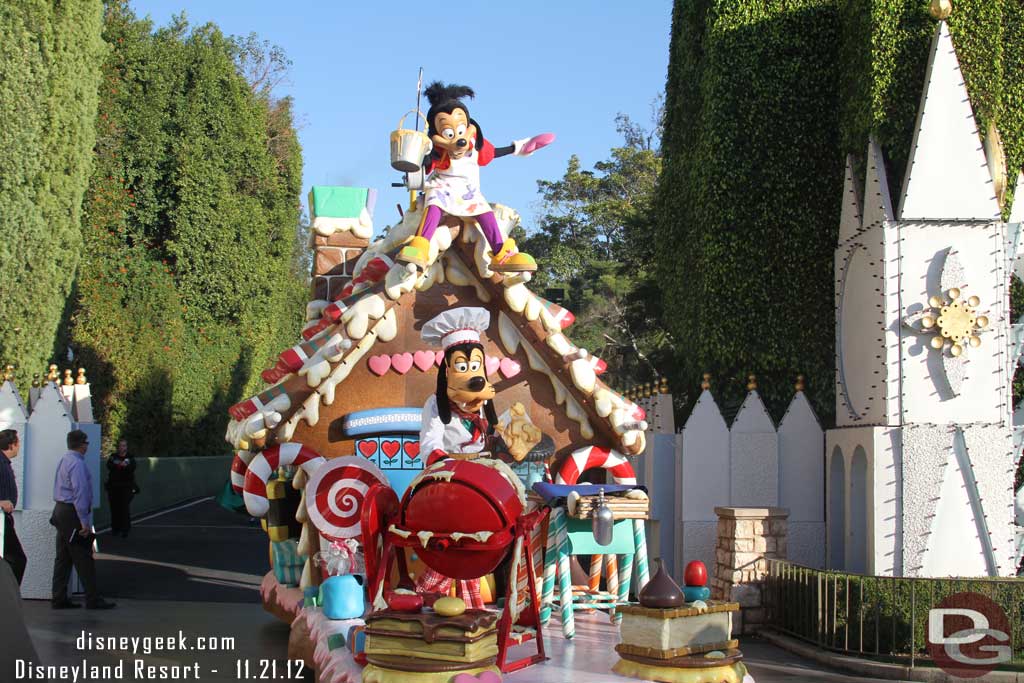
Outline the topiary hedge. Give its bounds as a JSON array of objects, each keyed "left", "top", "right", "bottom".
[
  {"left": 658, "top": 0, "right": 1024, "bottom": 424},
  {"left": 656, "top": 0, "right": 843, "bottom": 421},
  {"left": 0, "top": 0, "right": 104, "bottom": 387},
  {"left": 69, "top": 3, "right": 307, "bottom": 456}
]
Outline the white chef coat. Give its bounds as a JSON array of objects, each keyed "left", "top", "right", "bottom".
[{"left": 419, "top": 394, "right": 487, "bottom": 461}]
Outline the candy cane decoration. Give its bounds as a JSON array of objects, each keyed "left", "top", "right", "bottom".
[
  {"left": 555, "top": 446, "right": 637, "bottom": 486},
  {"left": 541, "top": 513, "right": 558, "bottom": 623},
  {"left": 230, "top": 450, "right": 255, "bottom": 493},
  {"left": 261, "top": 332, "right": 349, "bottom": 384},
  {"left": 243, "top": 443, "right": 326, "bottom": 517},
  {"left": 306, "top": 456, "right": 387, "bottom": 541},
  {"left": 588, "top": 555, "right": 603, "bottom": 592}
]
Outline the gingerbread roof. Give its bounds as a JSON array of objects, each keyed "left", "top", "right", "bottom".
[{"left": 225, "top": 204, "right": 648, "bottom": 458}]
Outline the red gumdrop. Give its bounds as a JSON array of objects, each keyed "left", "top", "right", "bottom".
[
  {"left": 384, "top": 590, "right": 423, "bottom": 612},
  {"left": 684, "top": 560, "right": 708, "bottom": 587}
]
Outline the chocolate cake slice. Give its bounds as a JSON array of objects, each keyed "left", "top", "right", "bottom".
[{"left": 364, "top": 608, "right": 499, "bottom": 664}]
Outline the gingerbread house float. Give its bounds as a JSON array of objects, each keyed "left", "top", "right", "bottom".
[{"left": 225, "top": 188, "right": 650, "bottom": 673}]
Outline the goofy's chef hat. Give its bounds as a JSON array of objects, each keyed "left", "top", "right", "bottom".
[{"left": 421, "top": 307, "right": 491, "bottom": 350}]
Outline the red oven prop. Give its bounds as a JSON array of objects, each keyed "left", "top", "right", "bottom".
[{"left": 361, "top": 459, "right": 548, "bottom": 673}]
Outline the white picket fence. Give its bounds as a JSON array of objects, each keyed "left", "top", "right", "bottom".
[
  {"left": 0, "top": 379, "right": 101, "bottom": 598},
  {"left": 631, "top": 387, "right": 825, "bottom": 581}
]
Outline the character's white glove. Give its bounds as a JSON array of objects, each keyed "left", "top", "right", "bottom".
[{"left": 513, "top": 133, "right": 556, "bottom": 156}]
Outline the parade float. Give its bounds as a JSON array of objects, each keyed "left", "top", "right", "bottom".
[{"left": 225, "top": 80, "right": 756, "bottom": 682}]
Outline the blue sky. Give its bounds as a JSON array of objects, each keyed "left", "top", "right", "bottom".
[{"left": 130, "top": 1, "right": 672, "bottom": 233}]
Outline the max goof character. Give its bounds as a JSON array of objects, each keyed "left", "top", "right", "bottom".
[
  {"left": 399, "top": 82, "right": 554, "bottom": 273},
  {"left": 414, "top": 307, "right": 501, "bottom": 608}
]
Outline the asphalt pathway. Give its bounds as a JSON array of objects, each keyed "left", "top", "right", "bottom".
[{"left": 15, "top": 497, "right": 891, "bottom": 683}]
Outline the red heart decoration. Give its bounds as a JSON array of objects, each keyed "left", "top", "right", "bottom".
[
  {"left": 358, "top": 441, "right": 378, "bottom": 458},
  {"left": 403, "top": 441, "right": 420, "bottom": 458},
  {"left": 413, "top": 350, "right": 436, "bottom": 372},
  {"left": 368, "top": 355, "right": 391, "bottom": 376},
  {"left": 499, "top": 357, "right": 521, "bottom": 379},
  {"left": 381, "top": 440, "right": 401, "bottom": 459},
  {"left": 391, "top": 352, "right": 414, "bottom": 375},
  {"left": 435, "top": 350, "right": 444, "bottom": 366}
]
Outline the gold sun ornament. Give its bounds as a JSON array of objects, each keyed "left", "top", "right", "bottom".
[
  {"left": 902, "top": 248, "right": 992, "bottom": 397},
  {"left": 913, "top": 287, "right": 989, "bottom": 358}
]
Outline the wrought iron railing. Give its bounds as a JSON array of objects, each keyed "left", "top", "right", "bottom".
[{"left": 764, "top": 560, "right": 1024, "bottom": 670}]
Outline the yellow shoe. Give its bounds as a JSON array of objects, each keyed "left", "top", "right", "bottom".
[
  {"left": 397, "top": 235, "right": 431, "bottom": 269},
  {"left": 490, "top": 238, "right": 537, "bottom": 273}
]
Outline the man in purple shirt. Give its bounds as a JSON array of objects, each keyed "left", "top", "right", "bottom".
[{"left": 49, "top": 429, "right": 115, "bottom": 609}]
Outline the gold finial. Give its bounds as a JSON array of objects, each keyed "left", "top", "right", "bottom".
[
  {"left": 31, "top": 373, "right": 40, "bottom": 389},
  {"left": 47, "top": 364, "right": 59, "bottom": 382},
  {"left": 929, "top": 0, "right": 952, "bottom": 20},
  {"left": 76, "top": 368, "right": 87, "bottom": 385},
  {"left": 643, "top": 382, "right": 651, "bottom": 398},
  {"left": 746, "top": 374, "right": 758, "bottom": 391},
  {"left": 659, "top": 377, "right": 669, "bottom": 394},
  {"left": 2, "top": 364, "right": 13, "bottom": 381},
  {"left": 63, "top": 369, "right": 73, "bottom": 386},
  {"left": 700, "top": 373, "right": 711, "bottom": 391},
  {"left": 795, "top": 374, "right": 806, "bottom": 392}
]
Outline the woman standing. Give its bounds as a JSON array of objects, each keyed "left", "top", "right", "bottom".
[{"left": 106, "top": 439, "right": 137, "bottom": 538}]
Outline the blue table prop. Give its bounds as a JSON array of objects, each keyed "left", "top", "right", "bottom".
[{"left": 539, "top": 505, "right": 651, "bottom": 638}]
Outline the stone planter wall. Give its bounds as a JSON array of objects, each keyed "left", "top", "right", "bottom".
[{"left": 714, "top": 506, "right": 789, "bottom": 634}]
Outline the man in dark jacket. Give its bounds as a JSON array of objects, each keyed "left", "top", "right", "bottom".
[
  {"left": 0, "top": 429, "right": 26, "bottom": 585},
  {"left": 106, "top": 438, "right": 137, "bottom": 537}
]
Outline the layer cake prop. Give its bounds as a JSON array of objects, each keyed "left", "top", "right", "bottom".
[
  {"left": 362, "top": 604, "right": 500, "bottom": 683},
  {"left": 614, "top": 560, "right": 749, "bottom": 683}
]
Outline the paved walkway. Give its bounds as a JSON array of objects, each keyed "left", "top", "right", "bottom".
[{"left": 16, "top": 498, "right": 891, "bottom": 683}]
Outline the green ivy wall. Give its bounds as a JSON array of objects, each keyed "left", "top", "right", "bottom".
[
  {"left": 657, "top": 0, "right": 1024, "bottom": 423},
  {"left": 0, "top": 1, "right": 105, "bottom": 385}
]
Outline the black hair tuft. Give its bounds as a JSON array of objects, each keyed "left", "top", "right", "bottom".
[{"left": 424, "top": 81, "right": 475, "bottom": 106}]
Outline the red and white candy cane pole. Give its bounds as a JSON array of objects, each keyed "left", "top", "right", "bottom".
[
  {"left": 554, "top": 446, "right": 637, "bottom": 486},
  {"left": 230, "top": 450, "right": 255, "bottom": 493},
  {"left": 243, "top": 443, "right": 326, "bottom": 517}
]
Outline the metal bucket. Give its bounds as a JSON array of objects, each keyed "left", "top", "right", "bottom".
[{"left": 389, "top": 110, "right": 431, "bottom": 172}]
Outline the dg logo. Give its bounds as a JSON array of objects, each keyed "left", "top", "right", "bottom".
[{"left": 927, "top": 592, "right": 1011, "bottom": 678}]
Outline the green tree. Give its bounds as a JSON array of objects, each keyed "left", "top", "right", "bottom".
[
  {"left": 0, "top": 0, "right": 104, "bottom": 386},
  {"left": 70, "top": 2, "right": 306, "bottom": 456},
  {"left": 522, "top": 108, "right": 672, "bottom": 389}
]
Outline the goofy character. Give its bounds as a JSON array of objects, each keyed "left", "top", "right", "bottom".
[
  {"left": 399, "top": 81, "right": 554, "bottom": 273},
  {"left": 415, "top": 307, "right": 499, "bottom": 608}
]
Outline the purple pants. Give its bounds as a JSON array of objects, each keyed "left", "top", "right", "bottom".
[{"left": 418, "top": 205, "right": 504, "bottom": 251}]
